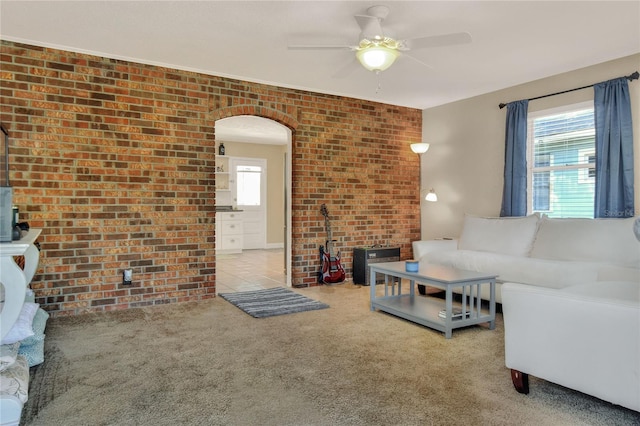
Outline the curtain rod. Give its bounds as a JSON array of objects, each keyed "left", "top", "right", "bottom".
[{"left": 498, "top": 71, "right": 639, "bottom": 109}]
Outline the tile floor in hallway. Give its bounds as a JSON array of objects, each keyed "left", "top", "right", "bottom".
[
  {"left": 215, "top": 249, "right": 410, "bottom": 295},
  {"left": 216, "top": 248, "right": 286, "bottom": 293}
]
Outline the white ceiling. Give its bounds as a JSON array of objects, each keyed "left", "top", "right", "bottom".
[{"left": 1, "top": 1, "right": 639, "bottom": 142}]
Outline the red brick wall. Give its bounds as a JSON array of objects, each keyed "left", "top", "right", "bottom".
[{"left": 0, "top": 41, "right": 422, "bottom": 316}]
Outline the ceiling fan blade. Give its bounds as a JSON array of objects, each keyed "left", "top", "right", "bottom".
[
  {"left": 401, "top": 53, "right": 434, "bottom": 70},
  {"left": 332, "top": 58, "right": 361, "bottom": 79},
  {"left": 403, "top": 32, "right": 472, "bottom": 50},
  {"left": 288, "top": 44, "right": 354, "bottom": 51},
  {"left": 354, "top": 14, "right": 384, "bottom": 39}
]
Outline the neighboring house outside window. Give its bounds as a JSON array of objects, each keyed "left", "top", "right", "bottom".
[{"left": 527, "top": 102, "right": 595, "bottom": 218}]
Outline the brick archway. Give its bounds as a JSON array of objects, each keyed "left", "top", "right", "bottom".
[
  {"left": 211, "top": 106, "right": 299, "bottom": 133},
  {"left": 212, "top": 106, "right": 298, "bottom": 287}
]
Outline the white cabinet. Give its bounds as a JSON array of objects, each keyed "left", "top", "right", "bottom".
[
  {"left": 216, "top": 211, "right": 243, "bottom": 254},
  {"left": 216, "top": 153, "right": 243, "bottom": 253}
]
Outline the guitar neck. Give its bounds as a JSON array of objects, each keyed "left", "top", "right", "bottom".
[{"left": 325, "top": 217, "right": 333, "bottom": 255}]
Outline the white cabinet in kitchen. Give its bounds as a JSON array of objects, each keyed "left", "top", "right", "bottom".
[{"left": 216, "top": 211, "right": 243, "bottom": 254}]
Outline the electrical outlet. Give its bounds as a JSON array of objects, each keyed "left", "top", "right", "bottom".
[{"left": 123, "top": 269, "right": 133, "bottom": 285}]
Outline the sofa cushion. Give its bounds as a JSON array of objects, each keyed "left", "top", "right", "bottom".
[
  {"left": 458, "top": 214, "right": 540, "bottom": 257},
  {"left": 0, "top": 354, "right": 29, "bottom": 403},
  {"left": 562, "top": 281, "right": 640, "bottom": 304},
  {"left": 530, "top": 216, "right": 640, "bottom": 268},
  {"left": 19, "top": 308, "right": 48, "bottom": 347},
  {"left": 18, "top": 339, "right": 45, "bottom": 367},
  {"left": 422, "top": 249, "right": 600, "bottom": 290},
  {"left": 0, "top": 303, "right": 38, "bottom": 345},
  {"left": 596, "top": 265, "right": 640, "bottom": 282},
  {"left": 0, "top": 343, "right": 20, "bottom": 373}
]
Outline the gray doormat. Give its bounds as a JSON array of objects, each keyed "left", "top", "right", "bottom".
[{"left": 219, "top": 287, "right": 329, "bottom": 318}]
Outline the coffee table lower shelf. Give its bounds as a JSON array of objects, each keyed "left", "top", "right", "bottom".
[{"left": 371, "top": 294, "right": 493, "bottom": 336}]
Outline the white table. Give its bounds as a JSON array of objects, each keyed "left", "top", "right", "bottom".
[
  {"left": 369, "top": 261, "right": 497, "bottom": 338},
  {"left": 0, "top": 228, "right": 41, "bottom": 340},
  {"left": 0, "top": 229, "right": 41, "bottom": 426}
]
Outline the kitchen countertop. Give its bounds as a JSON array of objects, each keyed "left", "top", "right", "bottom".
[{"left": 215, "top": 207, "right": 243, "bottom": 212}]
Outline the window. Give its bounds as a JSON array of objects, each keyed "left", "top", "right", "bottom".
[
  {"left": 235, "top": 165, "right": 262, "bottom": 206},
  {"left": 527, "top": 102, "right": 595, "bottom": 218}
]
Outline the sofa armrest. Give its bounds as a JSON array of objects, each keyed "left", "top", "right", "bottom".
[
  {"left": 502, "top": 282, "right": 640, "bottom": 412},
  {"left": 412, "top": 239, "right": 458, "bottom": 260}
]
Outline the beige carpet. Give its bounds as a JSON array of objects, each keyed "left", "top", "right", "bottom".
[{"left": 23, "top": 284, "right": 640, "bottom": 425}]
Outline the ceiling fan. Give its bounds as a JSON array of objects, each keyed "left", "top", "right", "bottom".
[{"left": 288, "top": 5, "right": 472, "bottom": 74}]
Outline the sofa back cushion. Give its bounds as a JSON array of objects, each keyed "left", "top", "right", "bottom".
[
  {"left": 458, "top": 214, "right": 540, "bottom": 257},
  {"left": 530, "top": 216, "right": 640, "bottom": 268}
]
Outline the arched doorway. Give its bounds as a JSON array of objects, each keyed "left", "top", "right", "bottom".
[{"left": 214, "top": 116, "right": 292, "bottom": 289}]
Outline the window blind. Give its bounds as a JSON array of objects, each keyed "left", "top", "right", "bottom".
[{"left": 529, "top": 108, "right": 595, "bottom": 218}]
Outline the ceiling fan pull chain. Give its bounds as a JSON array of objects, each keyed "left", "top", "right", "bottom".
[{"left": 375, "top": 71, "right": 382, "bottom": 94}]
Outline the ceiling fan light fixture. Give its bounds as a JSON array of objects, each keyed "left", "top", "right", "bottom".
[{"left": 356, "top": 45, "right": 399, "bottom": 72}]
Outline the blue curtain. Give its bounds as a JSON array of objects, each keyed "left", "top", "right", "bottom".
[
  {"left": 500, "top": 100, "right": 529, "bottom": 217},
  {"left": 594, "top": 77, "right": 635, "bottom": 218}
]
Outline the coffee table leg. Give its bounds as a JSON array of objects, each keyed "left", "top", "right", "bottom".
[
  {"left": 489, "top": 279, "right": 496, "bottom": 330},
  {"left": 370, "top": 269, "right": 376, "bottom": 311},
  {"left": 445, "top": 287, "right": 453, "bottom": 339}
]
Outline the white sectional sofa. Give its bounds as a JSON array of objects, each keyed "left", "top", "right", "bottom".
[
  {"left": 502, "top": 280, "right": 639, "bottom": 412},
  {"left": 412, "top": 214, "right": 640, "bottom": 411},
  {"left": 412, "top": 214, "right": 640, "bottom": 303}
]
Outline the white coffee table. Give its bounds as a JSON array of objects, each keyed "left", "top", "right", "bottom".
[{"left": 369, "top": 261, "right": 497, "bottom": 338}]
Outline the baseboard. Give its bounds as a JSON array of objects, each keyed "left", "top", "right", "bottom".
[{"left": 264, "top": 243, "right": 284, "bottom": 249}]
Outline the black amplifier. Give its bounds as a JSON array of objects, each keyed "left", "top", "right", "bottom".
[{"left": 353, "top": 246, "right": 401, "bottom": 285}]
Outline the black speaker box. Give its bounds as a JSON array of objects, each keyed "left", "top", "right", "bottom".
[{"left": 353, "top": 246, "right": 400, "bottom": 285}]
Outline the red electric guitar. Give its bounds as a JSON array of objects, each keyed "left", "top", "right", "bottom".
[{"left": 320, "top": 204, "right": 346, "bottom": 284}]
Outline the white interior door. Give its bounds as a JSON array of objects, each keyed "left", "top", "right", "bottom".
[{"left": 230, "top": 157, "right": 266, "bottom": 249}]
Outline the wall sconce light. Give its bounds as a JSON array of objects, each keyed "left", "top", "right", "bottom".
[
  {"left": 410, "top": 143, "right": 430, "bottom": 154},
  {"left": 425, "top": 189, "right": 438, "bottom": 202}
]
